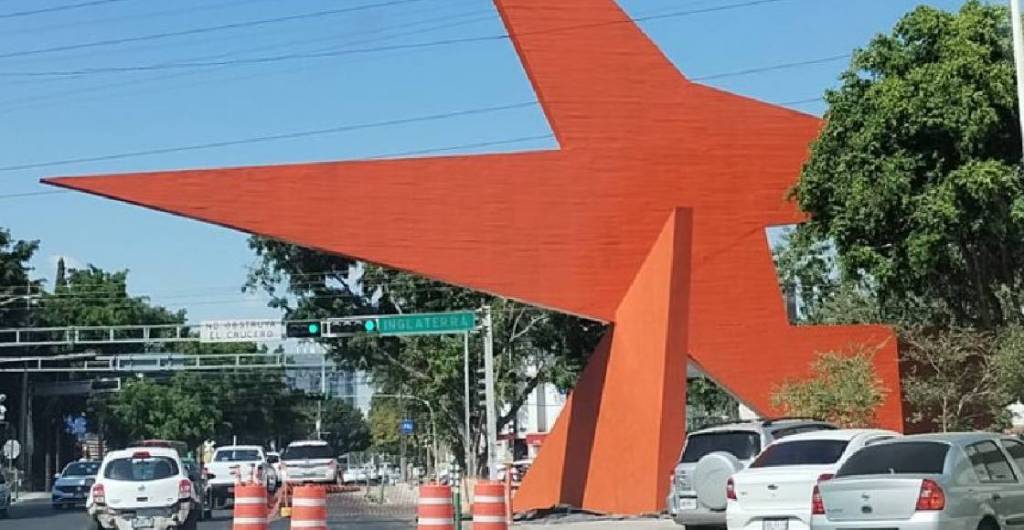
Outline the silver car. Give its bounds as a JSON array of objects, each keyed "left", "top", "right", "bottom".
[
  {"left": 813, "top": 432, "right": 1024, "bottom": 530},
  {"left": 669, "top": 417, "right": 835, "bottom": 528}
]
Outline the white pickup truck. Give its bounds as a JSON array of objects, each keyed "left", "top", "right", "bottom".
[{"left": 204, "top": 445, "right": 272, "bottom": 508}]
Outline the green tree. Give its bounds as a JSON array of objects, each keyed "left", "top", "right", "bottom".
[
  {"left": 36, "top": 266, "right": 184, "bottom": 336},
  {"left": 246, "top": 237, "right": 605, "bottom": 473},
  {"left": 687, "top": 378, "right": 738, "bottom": 429},
  {"left": 94, "top": 375, "right": 219, "bottom": 449},
  {"left": 316, "top": 400, "right": 371, "bottom": 455},
  {"left": 0, "top": 227, "right": 41, "bottom": 328},
  {"left": 367, "top": 397, "right": 403, "bottom": 454},
  {"left": 901, "top": 327, "right": 1013, "bottom": 431},
  {"left": 792, "top": 1, "right": 1024, "bottom": 329},
  {"left": 771, "top": 348, "right": 888, "bottom": 428}
]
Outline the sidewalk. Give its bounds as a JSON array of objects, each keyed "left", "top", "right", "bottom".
[{"left": 13, "top": 491, "right": 50, "bottom": 502}]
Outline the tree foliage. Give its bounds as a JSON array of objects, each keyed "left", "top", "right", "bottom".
[
  {"left": 792, "top": 0, "right": 1024, "bottom": 329},
  {"left": 315, "top": 399, "right": 371, "bottom": 455},
  {"left": 900, "top": 327, "right": 1016, "bottom": 431},
  {"left": 771, "top": 349, "right": 888, "bottom": 428},
  {"left": 94, "top": 376, "right": 219, "bottom": 449},
  {"left": 245, "top": 236, "right": 605, "bottom": 472},
  {"left": 0, "top": 228, "right": 40, "bottom": 328}
]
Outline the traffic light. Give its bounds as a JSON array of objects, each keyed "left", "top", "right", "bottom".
[
  {"left": 322, "top": 317, "right": 380, "bottom": 337},
  {"left": 285, "top": 320, "right": 323, "bottom": 338},
  {"left": 476, "top": 367, "right": 488, "bottom": 407}
]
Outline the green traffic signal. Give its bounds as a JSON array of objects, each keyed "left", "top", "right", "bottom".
[
  {"left": 308, "top": 322, "right": 320, "bottom": 334},
  {"left": 364, "top": 320, "right": 376, "bottom": 332}
]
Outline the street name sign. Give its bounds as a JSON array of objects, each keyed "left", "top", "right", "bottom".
[
  {"left": 375, "top": 311, "right": 476, "bottom": 336},
  {"left": 200, "top": 319, "right": 283, "bottom": 343}
]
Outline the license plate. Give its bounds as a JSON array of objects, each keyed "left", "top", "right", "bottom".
[
  {"left": 678, "top": 498, "right": 697, "bottom": 510},
  {"left": 132, "top": 516, "right": 154, "bottom": 529},
  {"left": 763, "top": 520, "right": 788, "bottom": 530}
]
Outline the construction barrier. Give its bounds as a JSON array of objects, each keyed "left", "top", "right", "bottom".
[
  {"left": 290, "top": 485, "right": 328, "bottom": 530},
  {"left": 473, "top": 481, "right": 508, "bottom": 530},
  {"left": 232, "top": 483, "right": 268, "bottom": 530},
  {"left": 417, "top": 484, "right": 454, "bottom": 530}
]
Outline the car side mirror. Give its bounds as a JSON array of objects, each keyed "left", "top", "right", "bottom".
[{"left": 53, "top": 473, "right": 60, "bottom": 480}]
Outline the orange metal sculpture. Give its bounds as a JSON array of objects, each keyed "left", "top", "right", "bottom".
[{"left": 45, "top": 0, "right": 901, "bottom": 515}]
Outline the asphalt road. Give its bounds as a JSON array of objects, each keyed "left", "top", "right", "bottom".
[{"left": 0, "top": 498, "right": 414, "bottom": 530}]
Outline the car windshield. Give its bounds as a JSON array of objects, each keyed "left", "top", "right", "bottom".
[
  {"left": 62, "top": 462, "right": 100, "bottom": 476},
  {"left": 283, "top": 445, "right": 333, "bottom": 461},
  {"left": 214, "top": 449, "right": 260, "bottom": 462},
  {"left": 104, "top": 457, "right": 179, "bottom": 481},
  {"left": 837, "top": 442, "right": 949, "bottom": 476},
  {"left": 680, "top": 431, "right": 761, "bottom": 463},
  {"left": 751, "top": 439, "right": 849, "bottom": 467}
]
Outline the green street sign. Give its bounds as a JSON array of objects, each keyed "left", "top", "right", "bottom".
[{"left": 374, "top": 311, "right": 477, "bottom": 336}]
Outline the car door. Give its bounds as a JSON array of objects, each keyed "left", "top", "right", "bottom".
[
  {"left": 998, "top": 438, "right": 1024, "bottom": 527},
  {"left": 966, "top": 440, "right": 1022, "bottom": 526}
]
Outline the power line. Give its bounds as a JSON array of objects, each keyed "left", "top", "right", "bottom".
[
  {"left": 0, "top": 9, "right": 494, "bottom": 114},
  {"left": 0, "top": 101, "right": 538, "bottom": 172},
  {"left": 0, "top": 0, "right": 126, "bottom": 20},
  {"left": 0, "top": 0, "right": 802, "bottom": 76},
  {"left": 691, "top": 54, "right": 850, "bottom": 81},
  {"left": 0, "top": 0, "right": 428, "bottom": 61}
]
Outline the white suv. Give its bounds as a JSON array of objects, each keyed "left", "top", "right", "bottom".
[
  {"left": 669, "top": 418, "right": 835, "bottom": 528},
  {"left": 726, "top": 428, "right": 899, "bottom": 529},
  {"left": 87, "top": 446, "right": 199, "bottom": 530},
  {"left": 281, "top": 440, "right": 337, "bottom": 484}
]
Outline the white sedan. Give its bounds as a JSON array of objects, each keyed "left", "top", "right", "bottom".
[{"left": 726, "top": 428, "right": 899, "bottom": 530}]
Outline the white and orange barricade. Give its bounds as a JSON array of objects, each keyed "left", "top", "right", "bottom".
[
  {"left": 473, "top": 481, "right": 508, "bottom": 530},
  {"left": 232, "top": 483, "right": 268, "bottom": 530},
  {"left": 290, "top": 485, "right": 327, "bottom": 530},
  {"left": 417, "top": 484, "right": 454, "bottom": 530}
]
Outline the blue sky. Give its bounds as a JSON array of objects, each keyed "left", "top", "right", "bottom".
[{"left": 0, "top": 0, "right": 967, "bottom": 323}]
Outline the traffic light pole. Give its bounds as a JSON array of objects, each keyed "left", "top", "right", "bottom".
[
  {"left": 462, "top": 332, "right": 473, "bottom": 477},
  {"left": 482, "top": 307, "right": 499, "bottom": 481}
]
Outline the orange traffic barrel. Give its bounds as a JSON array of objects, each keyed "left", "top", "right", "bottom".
[
  {"left": 473, "top": 481, "right": 507, "bottom": 530},
  {"left": 417, "top": 484, "right": 454, "bottom": 530},
  {"left": 290, "top": 485, "right": 327, "bottom": 530},
  {"left": 232, "top": 483, "right": 268, "bottom": 530}
]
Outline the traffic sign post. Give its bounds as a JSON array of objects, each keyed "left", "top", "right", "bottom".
[{"left": 399, "top": 419, "right": 415, "bottom": 435}]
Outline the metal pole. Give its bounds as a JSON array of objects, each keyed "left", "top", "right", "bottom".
[
  {"left": 482, "top": 306, "right": 498, "bottom": 481},
  {"left": 1012, "top": 0, "right": 1024, "bottom": 155},
  {"left": 463, "top": 332, "right": 472, "bottom": 476}
]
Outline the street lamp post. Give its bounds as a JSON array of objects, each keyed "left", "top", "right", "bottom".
[{"left": 1011, "top": 0, "right": 1024, "bottom": 155}]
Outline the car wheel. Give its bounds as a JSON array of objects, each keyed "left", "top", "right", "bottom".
[{"left": 979, "top": 518, "right": 1000, "bottom": 530}]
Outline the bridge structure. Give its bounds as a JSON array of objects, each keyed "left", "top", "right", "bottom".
[{"left": 43, "top": 0, "right": 902, "bottom": 515}]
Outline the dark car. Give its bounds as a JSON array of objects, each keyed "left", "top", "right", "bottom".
[
  {"left": 182, "top": 458, "right": 213, "bottom": 520},
  {"left": 51, "top": 461, "right": 100, "bottom": 509}
]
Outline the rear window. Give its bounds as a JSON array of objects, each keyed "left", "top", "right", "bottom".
[
  {"left": 103, "top": 457, "right": 179, "bottom": 481},
  {"left": 63, "top": 462, "right": 100, "bottom": 476},
  {"left": 214, "top": 449, "right": 260, "bottom": 462},
  {"left": 681, "top": 431, "right": 761, "bottom": 463},
  {"left": 751, "top": 440, "right": 849, "bottom": 468},
  {"left": 283, "top": 445, "right": 333, "bottom": 461},
  {"left": 837, "top": 442, "right": 949, "bottom": 477}
]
